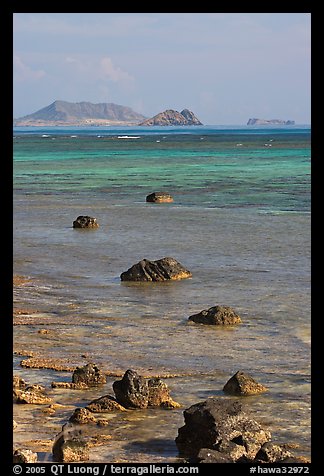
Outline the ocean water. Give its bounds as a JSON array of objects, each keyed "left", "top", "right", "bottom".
[{"left": 13, "top": 125, "right": 311, "bottom": 462}]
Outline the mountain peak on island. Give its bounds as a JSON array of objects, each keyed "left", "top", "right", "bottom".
[
  {"left": 14, "top": 100, "right": 147, "bottom": 126},
  {"left": 139, "top": 108, "right": 202, "bottom": 126}
]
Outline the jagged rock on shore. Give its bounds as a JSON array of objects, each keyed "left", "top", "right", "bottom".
[
  {"left": 188, "top": 305, "right": 242, "bottom": 325},
  {"left": 175, "top": 398, "right": 306, "bottom": 463},
  {"left": 112, "top": 369, "right": 180, "bottom": 409},
  {"left": 175, "top": 398, "right": 271, "bottom": 461},
  {"left": 113, "top": 369, "right": 149, "bottom": 409},
  {"left": 223, "top": 371, "right": 267, "bottom": 396},
  {"left": 120, "top": 257, "right": 192, "bottom": 282},
  {"left": 146, "top": 192, "right": 174, "bottom": 203}
]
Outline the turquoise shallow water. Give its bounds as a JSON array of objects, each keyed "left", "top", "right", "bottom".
[
  {"left": 14, "top": 126, "right": 310, "bottom": 211},
  {"left": 13, "top": 125, "right": 311, "bottom": 462}
]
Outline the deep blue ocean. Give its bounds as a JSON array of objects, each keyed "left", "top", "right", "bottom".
[{"left": 13, "top": 125, "right": 311, "bottom": 462}]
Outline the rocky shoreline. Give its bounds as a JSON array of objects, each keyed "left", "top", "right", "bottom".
[
  {"left": 13, "top": 360, "right": 309, "bottom": 464},
  {"left": 13, "top": 273, "right": 311, "bottom": 463}
]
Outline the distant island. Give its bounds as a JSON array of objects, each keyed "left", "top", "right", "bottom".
[
  {"left": 13, "top": 100, "right": 147, "bottom": 126},
  {"left": 13, "top": 102, "right": 203, "bottom": 127},
  {"left": 247, "top": 118, "right": 295, "bottom": 126},
  {"left": 139, "top": 109, "right": 202, "bottom": 126}
]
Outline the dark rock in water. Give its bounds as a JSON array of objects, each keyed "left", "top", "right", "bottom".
[
  {"left": 69, "top": 407, "right": 97, "bottom": 424},
  {"left": 52, "top": 426, "right": 89, "bottom": 462},
  {"left": 120, "top": 257, "right": 192, "bottom": 282},
  {"left": 223, "top": 371, "right": 267, "bottom": 396},
  {"left": 13, "top": 449, "right": 38, "bottom": 463},
  {"left": 72, "top": 215, "right": 99, "bottom": 228},
  {"left": 188, "top": 305, "right": 242, "bottom": 325},
  {"left": 72, "top": 363, "right": 106, "bottom": 386},
  {"left": 175, "top": 398, "right": 271, "bottom": 461},
  {"left": 146, "top": 192, "right": 174, "bottom": 203},
  {"left": 87, "top": 395, "right": 127, "bottom": 413},
  {"left": 113, "top": 369, "right": 149, "bottom": 408},
  {"left": 254, "top": 442, "right": 292, "bottom": 463},
  {"left": 112, "top": 370, "right": 181, "bottom": 409}
]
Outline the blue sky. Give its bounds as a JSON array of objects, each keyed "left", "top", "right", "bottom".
[{"left": 13, "top": 13, "right": 311, "bottom": 124}]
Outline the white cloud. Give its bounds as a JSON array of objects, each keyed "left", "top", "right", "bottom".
[
  {"left": 13, "top": 55, "right": 46, "bottom": 82},
  {"left": 64, "top": 55, "right": 134, "bottom": 88},
  {"left": 99, "top": 57, "right": 134, "bottom": 83}
]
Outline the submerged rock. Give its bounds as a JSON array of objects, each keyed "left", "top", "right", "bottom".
[
  {"left": 112, "top": 369, "right": 180, "bottom": 409},
  {"left": 175, "top": 398, "right": 271, "bottom": 461},
  {"left": 188, "top": 305, "right": 242, "bottom": 325},
  {"left": 72, "top": 216, "right": 99, "bottom": 229},
  {"left": 146, "top": 192, "right": 174, "bottom": 203},
  {"left": 223, "top": 371, "right": 267, "bottom": 396},
  {"left": 120, "top": 257, "right": 192, "bottom": 282}
]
